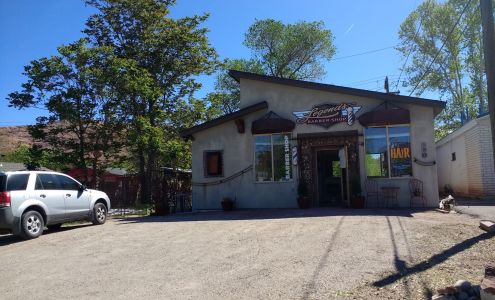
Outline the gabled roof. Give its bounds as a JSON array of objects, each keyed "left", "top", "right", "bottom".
[
  {"left": 229, "top": 70, "right": 446, "bottom": 115},
  {"left": 180, "top": 101, "right": 268, "bottom": 138}
]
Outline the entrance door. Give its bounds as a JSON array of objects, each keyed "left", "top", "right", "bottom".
[{"left": 317, "top": 150, "right": 342, "bottom": 207}]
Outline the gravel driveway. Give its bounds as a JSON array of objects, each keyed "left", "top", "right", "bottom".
[{"left": 0, "top": 209, "right": 493, "bottom": 299}]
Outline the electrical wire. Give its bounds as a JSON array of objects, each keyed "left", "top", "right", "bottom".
[
  {"left": 330, "top": 46, "right": 396, "bottom": 61},
  {"left": 395, "top": 0, "right": 430, "bottom": 91},
  {"left": 408, "top": 0, "right": 474, "bottom": 96}
]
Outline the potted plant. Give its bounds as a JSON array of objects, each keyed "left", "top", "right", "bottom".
[
  {"left": 297, "top": 177, "right": 311, "bottom": 209},
  {"left": 350, "top": 177, "right": 365, "bottom": 209},
  {"left": 221, "top": 197, "right": 234, "bottom": 211}
]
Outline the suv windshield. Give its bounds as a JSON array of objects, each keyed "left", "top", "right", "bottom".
[{"left": 6, "top": 174, "right": 30, "bottom": 191}]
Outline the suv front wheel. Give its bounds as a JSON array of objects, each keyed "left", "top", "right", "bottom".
[
  {"left": 92, "top": 203, "right": 107, "bottom": 225},
  {"left": 21, "top": 211, "right": 44, "bottom": 239}
]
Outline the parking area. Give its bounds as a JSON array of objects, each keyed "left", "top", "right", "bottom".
[{"left": 0, "top": 209, "right": 493, "bottom": 299}]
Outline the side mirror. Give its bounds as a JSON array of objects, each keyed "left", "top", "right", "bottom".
[{"left": 78, "top": 184, "right": 87, "bottom": 191}]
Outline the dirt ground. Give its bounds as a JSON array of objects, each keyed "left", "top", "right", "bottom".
[{"left": 0, "top": 209, "right": 493, "bottom": 300}]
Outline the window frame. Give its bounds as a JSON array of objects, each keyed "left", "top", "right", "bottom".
[
  {"left": 364, "top": 124, "right": 413, "bottom": 179},
  {"left": 203, "top": 150, "right": 224, "bottom": 178},
  {"left": 253, "top": 132, "right": 293, "bottom": 183}
]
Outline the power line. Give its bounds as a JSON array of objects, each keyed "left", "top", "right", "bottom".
[
  {"left": 330, "top": 46, "right": 396, "bottom": 61},
  {"left": 344, "top": 74, "right": 399, "bottom": 86},
  {"left": 408, "top": 0, "right": 474, "bottom": 96}
]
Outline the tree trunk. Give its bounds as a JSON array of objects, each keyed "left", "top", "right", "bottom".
[{"left": 137, "top": 146, "right": 147, "bottom": 205}]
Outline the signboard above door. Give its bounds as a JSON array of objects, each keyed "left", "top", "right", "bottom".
[{"left": 292, "top": 103, "right": 362, "bottom": 128}]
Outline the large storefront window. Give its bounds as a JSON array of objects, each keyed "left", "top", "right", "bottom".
[
  {"left": 255, "top": 133, "right": 292, "bottom": 182},
  {"left": 364, "top": 126, "right": 412, "bottom": 178}
]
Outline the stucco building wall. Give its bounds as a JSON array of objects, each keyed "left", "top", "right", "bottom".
[
  {"left": 191, "top": 77, "right": 441, "bottom": 209},
  {"left": 436, "top": 115, "right": 495, "bottom": 197}
]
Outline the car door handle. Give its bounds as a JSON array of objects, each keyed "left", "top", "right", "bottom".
[
  {"left": 40, "top": 194, "right": 46, "bottom": 198},
  {"left": 66, "top": 194, "right": 71, "bottom": 197}
]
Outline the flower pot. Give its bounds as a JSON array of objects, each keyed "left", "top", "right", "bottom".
[
  {"left": 297, "top": 196, "right": 311, "bottom": 209},
  {"left": 351, "top": 195, "right": 365, "bottom": 209},
  {"left": 221, "top": 201, "right": 234, "bottom": 211}
]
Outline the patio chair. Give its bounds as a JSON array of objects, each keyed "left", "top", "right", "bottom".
[
  {"left": 409, "top": 178, "right": 426, "bottom": 208},
  {"left": 365, "top": 179, "right": 380, "bottom": 208}
]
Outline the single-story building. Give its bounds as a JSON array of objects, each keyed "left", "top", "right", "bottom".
[
  {"left": 436, "top": 114, "right": 495, "bottom": 198},
  {"left": 181, "top": 71, "right": 445, "bottom": 209},
  {"left": 0, "top": 162, "right": 51, "bottom": 172}
]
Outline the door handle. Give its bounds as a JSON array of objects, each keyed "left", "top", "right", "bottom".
[
  {"left": 66, "top": 194, "right": 71, "bottom": 197},
  {"left": 40, "top": 194, "right": 46, "bottom": 198}
]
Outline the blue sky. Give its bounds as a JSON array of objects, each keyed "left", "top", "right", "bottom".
[{"left": 0, "top": 0, "right": 428, "bottom": 126}]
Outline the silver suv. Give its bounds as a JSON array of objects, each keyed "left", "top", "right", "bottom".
[{"left": 0, "top": 171, "right": 111, "bottom": 239}]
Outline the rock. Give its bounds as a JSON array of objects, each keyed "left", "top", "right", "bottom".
[
  {"left": 458, "top": 291, "right": 469, "bottom": 300},
  {"left": 480, "top": 220, "right": 495, "bottom": 233},
  {"left": 471, "top": 285, "right": 482, "bottom": 297},
  {"left": 481, "top": 289, "right": 495, "bottom": 299},
  {"left": 455, "top": 280, "right": 473, "bottom": 292},
  {"left": 438, "top": 286, "right": 458, "bottom": 295},
  {"left": 432, "top": 294, "right": 456, "bottom": 300}
]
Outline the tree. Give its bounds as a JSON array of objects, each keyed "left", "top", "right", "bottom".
[
  {"left": 397, "top": 0, "right": 489, "bottom": 139},
  {"left": 209, "top": 19, "right": 335, "bottom": 113},
  {"left": 244, "top": 19, "right": 336, "bottom": 80},
  {"left": 206, "top": 59, "right": 264, "bottom": 114},
  {"left": 83, "top": 0, "right": 218, "bottom": 204},
  {"left": 8, "top": 39, "right": 122, "bottom": 185}
]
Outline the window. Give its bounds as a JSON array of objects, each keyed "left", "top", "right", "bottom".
[
  {"left": 36, "top": 174, "right": 59, "bottom": 190},
  {"left": 56, "top": 175, "right": 80, "bottom": 190},
  {"left": 6, "top": 174, "right": 30, "bottom": 191},
  {"left": 255, "top": 133, "right": 292, "bottom": 182},
  {"left": 204, "top": 151, "right": 223, "bottom": 177},
  {"left": 452, "top": 152, "right": 456, "bottom": 161},
  {"left": 364, "top": 125, "right": 412, "bottom": 178},
  {"left": 0, "top": 175, "right": 5, "bottom": 192}
]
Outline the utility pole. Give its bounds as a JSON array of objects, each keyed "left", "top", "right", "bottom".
[{"left": 481, "top": 0, "right": 495, "bottom": 168}]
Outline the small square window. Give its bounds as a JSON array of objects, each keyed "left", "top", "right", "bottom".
[
  {"left": 451, "top": 152, "right": 456, "bottom": 161},
  {"left": 204, "top": 151, "right": 223, "bottom": 177}
]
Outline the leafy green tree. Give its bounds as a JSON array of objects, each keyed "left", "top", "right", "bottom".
[
  {"left": 8, "top": 39, "right": 122, "bottom": 184},
  {"left": 206, "top": 59, "right": 264, "bottom": 114},
  {"left": 209, "top": 19, "right": 335, "bottom": 113},
  {"left": 84, "top": 0, "right": 218, "bottom": 203},
  {"left": 244, "top": 19, "right": 336, "bottom": 80},
  {"left": 397, "top": 0, "right": 490, "bottom": 139}
]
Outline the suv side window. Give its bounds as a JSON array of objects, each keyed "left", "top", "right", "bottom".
[
  {"left": 36, "top": 174, "right": 60, "bottom": 190},
  {"left": 56, "top": 175, "right": 80, "bottom": 190},
  {"left": 6, "top": 174, "right": 30, "bottom": 191}
]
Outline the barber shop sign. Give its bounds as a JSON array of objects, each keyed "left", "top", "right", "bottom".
[{"left": 292, "top": 102, "right": 362, "bottom": 128}]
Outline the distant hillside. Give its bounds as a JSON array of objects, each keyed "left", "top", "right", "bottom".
[{"left": 0, "top": 125, "right": 33, "bottom": 155}]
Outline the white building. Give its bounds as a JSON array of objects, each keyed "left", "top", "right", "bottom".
[
  {"left": 436, "top": 114, "right": 495, "bottom": 198},
  {"left": 182, "top": 71, "right": 445, "bottom": 209}
]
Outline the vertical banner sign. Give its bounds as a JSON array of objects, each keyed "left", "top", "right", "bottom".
[{"left": 284, "top": 135, "right": 291, "bottom": 180}]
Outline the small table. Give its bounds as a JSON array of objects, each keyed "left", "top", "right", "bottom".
[{"left": 381, "top": 186, "right": 400, "bottom": 208}]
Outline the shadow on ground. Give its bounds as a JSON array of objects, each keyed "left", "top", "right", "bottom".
[
  {"left": 373, "top": 225, "right": 493, "bottom": 289},
  {"left": 113, "top": 208, "right": 429, "bottom": 224},
  {"left": 0, "top": 224, "right": 93, "bottom": 247}
]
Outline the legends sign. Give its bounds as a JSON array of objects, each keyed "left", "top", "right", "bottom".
[{"left": 292, "top": 103, "right": 362, "bottom": 128}]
